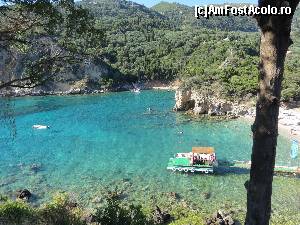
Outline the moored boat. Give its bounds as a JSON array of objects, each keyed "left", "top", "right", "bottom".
[{"left": 167, "top": 147, "right": 218, "bottom": 174}]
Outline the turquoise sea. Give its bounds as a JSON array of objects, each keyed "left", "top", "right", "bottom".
[{"left": 0, "top": 91, "right": 299, "bottom": 222}]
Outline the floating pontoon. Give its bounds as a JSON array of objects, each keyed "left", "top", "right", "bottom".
[{"left": 167, "top": 147, "right": 218, "bottom": 174}]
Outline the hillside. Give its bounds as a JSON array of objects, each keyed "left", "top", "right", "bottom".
[
  {"left": 81, "top": 0, "right": 163, "bottom": 19},
  {"left": 77, "top": 0, "right": 300, "bottom": 101},
  {"left": 80, "top": 0, "right": 170, "bottom": 32},
  {"left": 80, "top": 0, "right": 258, "bottom": 32},
  {"left": 151, "top": 1, "right": 258, "bottom": 32},
  {"left": 293, "top": 7, "right": 300, "bottom": 33},
  {"left": 2, "top": 0, "right": 300, "bottom": 101}
]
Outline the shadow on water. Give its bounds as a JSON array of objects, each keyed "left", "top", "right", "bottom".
[
  {"left": 0, "top": 97, "right": 63, "bottom": 118},
  {"left": 215, "top": 166, "right": 250, "bottom": 175},
  {"left": 0, "top": 98, "right": 17, "bottom": 139},
  {"left": 0, "top": 95, "right": 101, "bottom": 118}
]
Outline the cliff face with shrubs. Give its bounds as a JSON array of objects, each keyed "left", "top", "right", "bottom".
[
  {"left": 174, "top": 89, "right": 255, "bottom": 117},
  {"left": 0, "top": 49, "right": 123, "bottom": 96}
]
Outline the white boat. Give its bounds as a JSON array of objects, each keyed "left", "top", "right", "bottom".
[
  {"left": 131, "top": 83, "right": 141, "bottom": 93},
  {"left": 32, "top": 125, "right": 50, "bottom": 129},
  {"left": 131, "top": 88, "right": 141, "bottom": 93}
]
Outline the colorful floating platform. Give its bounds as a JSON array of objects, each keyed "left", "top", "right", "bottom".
[
  {"left": 167, "top": 147, "right": 299, "bottom": 176},
  {"left": 167, "top": 147, "right": 217, "bottom": 174}
]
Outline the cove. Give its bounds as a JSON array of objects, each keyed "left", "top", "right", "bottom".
[{"left": 0, "top": 90, "right": 299, "bottom": 221}]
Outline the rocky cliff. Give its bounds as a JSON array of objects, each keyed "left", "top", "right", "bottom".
[
  {"left": 174, "top": 89, "right": 255, "bottom": 117},
  {"left": 0, "top": 49, "right": 123, "bottom": 97}
]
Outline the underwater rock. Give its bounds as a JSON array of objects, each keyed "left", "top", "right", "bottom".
[
  {"left": 121, "top": 178, "right": 133, "bottom": 186},
  {"left": 168, "top": 192, "right": 180, "bottom": 200},
  {"left": 153, "top": 206, "right": 171, "bottom": 224},
  {"left": 17, "top": 162, "right": 25, "bottom": 168},
  {"left": 206, "top": 210, "right": 235, "bottom": 225},
  {"left": 16, "top": 189, "right": 32, "bottom": 201},
  {"left": 180, "top": 200, "right": 188, "bottom": 208},
  {"left": 141, "top": 185, "right": 149, "bottom": 191},
  {"left": 30, "top": 163, "right": 42, "bottom": 173},
  {"left": 107, "top": 190, "right": 123, "bottom": 200},
  {"left": 203, "top": 192, "right": 211, "bottom": 199},
  {"left": 122, "top": 178, "right": 131, "bottom": 182},
  {"left": 0, "top": 177, "right": 17, "bottom": 187}
]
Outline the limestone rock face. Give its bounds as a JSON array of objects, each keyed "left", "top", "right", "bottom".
[
  {"left": 0, "top": 48, "right": 120, "bottom": 96},
  {"left": 174, "top": 89, "right": 194, "bottom": 111},
  {"left": 174, "top": 89, "right": 251, "bottom": 117}
]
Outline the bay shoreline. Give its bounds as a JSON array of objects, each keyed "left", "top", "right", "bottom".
[
  {"left": 243, "top": 108, "right": 300, "bottom": 143},
  {"left": 1, "top": 84, "right": 299, "bottom": 143},
  {"left": 0, "top": 80, "right": 180, "bottom": 98}
]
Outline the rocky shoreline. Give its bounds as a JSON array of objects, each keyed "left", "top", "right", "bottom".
[
  {"left": 174, "top": 89, "right": 300, "bottom": 141},
  {"left": 0, "top": 80, "right": 178, "bottom": 98},
  {"left": 173, "top": 89, "right": 255, "bottom": 118}
]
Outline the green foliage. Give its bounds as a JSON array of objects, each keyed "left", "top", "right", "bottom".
[
  {"left": 100, "top": 78, "right": 115, "bottom": 88},
  {"left": 0, "top": 193, "right": 152, "bottom": 225},
  {"left": 78, "top": 0, "right": 300, "bottom": 100},
  {"left": 0, "top": 195, "right": 8, "bottom": 202},
  {"left": 94, "top": 196, "right": 151, "bottom": 225},
  {"left": 292, "top": 7, "right": 300, "bottom": 34},
  {"left": 151, "top": 2, "right": 258, "bottom": 32},
  {"left": 38, "top": 193, "right": 85, "bottom": 225},
  {"left": 0, "top": 0, "right": 105, "bottom": 88},
  {"left": 0, "top": 194, "right": 85, "bottom": 225},
  {"left": 281, "top": 25, "right": 300, "bottom": 101},
  {"left": 169, "top": 212, "right": 205, "bottom": 225},
  {"left": 1, "top": 0, "right": 300, "bottom": 100},
  {"left": 0, "top": 200, "right": 34, "bottom": 224}
]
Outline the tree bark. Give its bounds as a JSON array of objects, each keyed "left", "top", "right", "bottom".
[{"left": 245, "top": 1, "right": 299, "bottom": 225}]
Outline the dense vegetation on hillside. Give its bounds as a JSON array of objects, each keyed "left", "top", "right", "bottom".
[
  {"left": 78, "top": 0, "right": 300, "bottom": 101},
  {"left": 0, "top": 0, "right": 105, "bottom": 89},
  {"left": 1, "top": 0, "right": 299, "bottom": 100},
  {"left": 151, "top": 2, "right": 258, "bottom": 32},
  {"left": 292, "top": 7, "right": 300, "bottom": 32}
]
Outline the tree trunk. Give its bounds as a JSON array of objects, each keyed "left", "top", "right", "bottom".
[{"left": 245, "top": 1, "right": 299, "bottom": 225}]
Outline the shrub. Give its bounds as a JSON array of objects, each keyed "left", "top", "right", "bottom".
[
  {"left": 38, "top": 193, "right": 86, "bottom": 225},
  {"left": 93, "top": 196, "right": 151, "bottom": 225},
  {"left": 0, "top": 200, "right": 34, "bottom": 225}
]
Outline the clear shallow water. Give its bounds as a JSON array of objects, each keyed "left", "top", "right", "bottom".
[{"left": 0, "top": 91, "right": 299, "bottom": 221}]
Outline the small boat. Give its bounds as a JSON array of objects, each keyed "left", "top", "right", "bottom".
[
  {"left": 131, "top": 83, "right": 141, "bottom": 93},
  {"left": 32, "top": 125, "right": 50, "bottom": 129},
  {"left": 167, "top": 147, "right": 218, "bottom": 174},
  {"left": 132, "top": 88, "right": 141, "bottom": 93}
]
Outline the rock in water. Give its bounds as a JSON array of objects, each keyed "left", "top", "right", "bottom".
[
  {"left": 168, "top": 192, "right": 180, "bottom": 200},
  {"left": 153, "top": 206, "right": 171, "bottom": 224},
  {"left": 30, "top": 163, "right": 42, "bottom": 173},
  {"left": 206, "top": 210, "right": 235, "bottom": 225},
  {"left": 17, "top": 189, "right": 31, "bottom": 201},
  {"left": 203, "top": 192, "right": 211, "bottom": 199}
]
